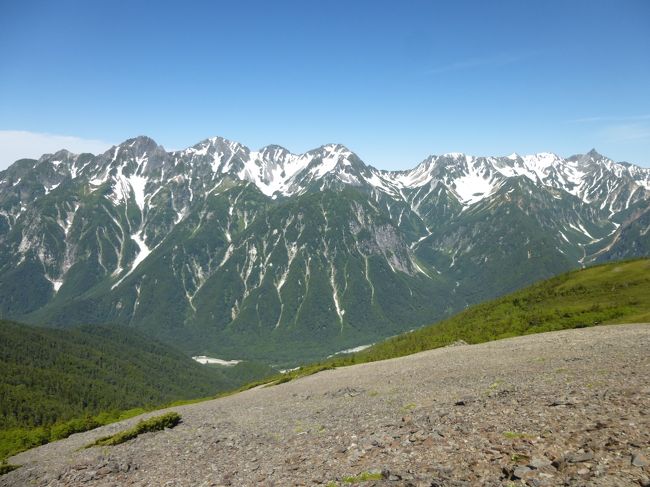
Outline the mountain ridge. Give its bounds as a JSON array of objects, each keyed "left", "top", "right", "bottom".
[
  {"left": 18, "top": 135, "right": 650, "bottom": 203},
  {"left": 1, "top": 135, "right": 648, "bottom": 363}
]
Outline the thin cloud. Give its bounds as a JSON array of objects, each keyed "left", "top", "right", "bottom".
[
  {"left": 428, "top": 53, "right": 525, "bottom": 74},
  {"left": 0, "top": 130, "right": 112, "bottom": 169},
  {"left": 600, "top": 122, "right": 650, "bottom": 143},
  {"left": 566, "top": 114, "right": 650, "bottom": 124}
]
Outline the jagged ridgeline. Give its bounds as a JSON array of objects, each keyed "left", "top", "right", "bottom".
[{"left": 0, "top": 136, "right": 649, "bottom": 363}]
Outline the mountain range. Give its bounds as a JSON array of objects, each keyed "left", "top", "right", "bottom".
[{"left": 1, "top": 136, "right": 648, "bottom": 364}]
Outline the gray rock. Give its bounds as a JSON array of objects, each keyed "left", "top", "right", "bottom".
[
  {"left": 513, "top": 465, "right": 532, "bottom": 479},
  {"left": 567, "top": 451, "right": 594, "bottom": 463},
  {"left": 632, "top": 453, "right": 648, "bottom": 467},
  {"left": 529, "top": 457, "right": 552, "bottom": 469}
]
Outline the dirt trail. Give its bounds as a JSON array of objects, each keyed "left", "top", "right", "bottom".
[{"left": 3, "top": 324, "right": 650, "bottom": 486}]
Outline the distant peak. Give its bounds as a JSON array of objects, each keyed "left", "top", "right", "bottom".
[
  {"left": 523, "top": 152, "right": 561, "bottom": 164},
  {"left": 259, "top": 144, "right": 292, "bottom": 156},
  {"left": 261, "top": 144, "right": 288, "bottom": 151},
  {"left": 197, "top": 136, "right": 240, "bottom": 148},
  {"left": 122, "top": 135, "right": 159, "bottom": 147},
  {"left": 570, "top": 148, "right": 606, "bottom": 165},
  {"left": 37, "top": 149, "right": 74, "bottom": 163},
  {"left": 52, "top": 149, "right": 74, "bottom": 158},
  {"left": 116, "top": 136, "right": 163, "bottom": 157},
  {"left": 441, "top": 152, "right": 465, "bottom": 159},
  {"left": 185, "top": 136, "right": 248, "bottom": 157},
  {"left": 321, "top": 143, "right": 352, "bottom": 153}
]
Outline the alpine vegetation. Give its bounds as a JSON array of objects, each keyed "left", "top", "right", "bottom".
[{"left": 1, "top": 136, "right": 648, "bottom": 363}]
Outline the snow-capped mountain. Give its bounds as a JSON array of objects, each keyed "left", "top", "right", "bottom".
[{"left": 0, "top": 136, "right": 648, "bottom": 364}]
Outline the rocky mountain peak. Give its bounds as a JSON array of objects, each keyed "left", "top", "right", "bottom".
[
  {"left": 258, "top": 144, "right": 291, "bottom": 156},
  {"left": 0, "top": 133, "right": 649, "bottom": 367},
  {"left": 118, "top": 136, "right": 162, "bottom": 156}
]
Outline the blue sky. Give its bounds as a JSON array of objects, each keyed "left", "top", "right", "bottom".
[{"left": 1, "top": 0, "right": 649, "bottom": 169}]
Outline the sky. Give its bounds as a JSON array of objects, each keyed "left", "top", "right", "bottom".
[{"left": 1, "top": 0, "right": 649, "bottom": 170}]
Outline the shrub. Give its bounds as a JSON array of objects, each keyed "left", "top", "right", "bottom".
[
  {"left": 89, "top": 412, "right": 181, "bottom": 447},
  {"left": 0, "top": 462, "right": 20, "bottom": 475},
  {"left": 50, "top": 416, "right": 100, "bottom": 440}
]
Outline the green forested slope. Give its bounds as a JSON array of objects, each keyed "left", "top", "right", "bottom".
[{"left": 0, "top": 321, "right": 273, "bottom": 430}]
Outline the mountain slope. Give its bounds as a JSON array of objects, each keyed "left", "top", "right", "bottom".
[
  {"left": 4, "top": 324, "right": 649, "bottom": 486},
  {"left": 0, "top": 136, "right": 648, "bottom": 363}
]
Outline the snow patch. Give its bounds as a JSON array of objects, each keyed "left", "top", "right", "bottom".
[
  {"left": 452, "top": 171, "right": 495, "bottom": 204},
  {"left": 328, "top": 344, "right": 373, "bottom": 357},
  {"left": 192, "top": 356, "right": 241, "bottom": 366},
  {"left": 112, "top": 232, "right": 152, "bottom": 289},
  {"left": 128, "top": 174, "right": 148, "bottom": 211},
  {"left": 44, "top": 181, "right": 61, "bottom": 194}
]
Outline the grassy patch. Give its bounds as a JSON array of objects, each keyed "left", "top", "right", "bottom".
[
  {"left": 511, "top": 453, "right": 531, "bottom": 463},
  {"left": 87, "top": 412, "right": 181, "bottom": 447},
  {"left": 503, "top": 431, "right": 530, "bottom": 440},
  {"left": 343, "top": 471, "right": 384, "bottom": 483},
  {"left": 0, "top": 408, "right": 146, "bottom": 462}
]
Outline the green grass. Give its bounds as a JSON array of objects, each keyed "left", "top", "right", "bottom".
[
  {"left": 343, "top": 471, "right": 384, "bottom": 483},
  {"left": 0, "top": 407, "right": 147, "bottom": 461},
  {"left": 88, "top": 412, "right": 181, "bottom": 447},
  {"left": 503, "top": 431, "right": 530, "bottom": 440},
  {"left": 510, "top": 453, "right": 531, "bottom": 463}
]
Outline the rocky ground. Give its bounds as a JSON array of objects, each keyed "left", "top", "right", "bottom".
[{"left": 3, "top": 323, "right": 650, "bottom": 486}]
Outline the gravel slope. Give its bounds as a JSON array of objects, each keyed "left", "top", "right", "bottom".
[{"left": 3, "top": 323, "right": 650, "bottom": 486}]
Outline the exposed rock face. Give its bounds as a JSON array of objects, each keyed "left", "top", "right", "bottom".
[{"left": 4, "top": 324, "right": 649, "bottom": 486}]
